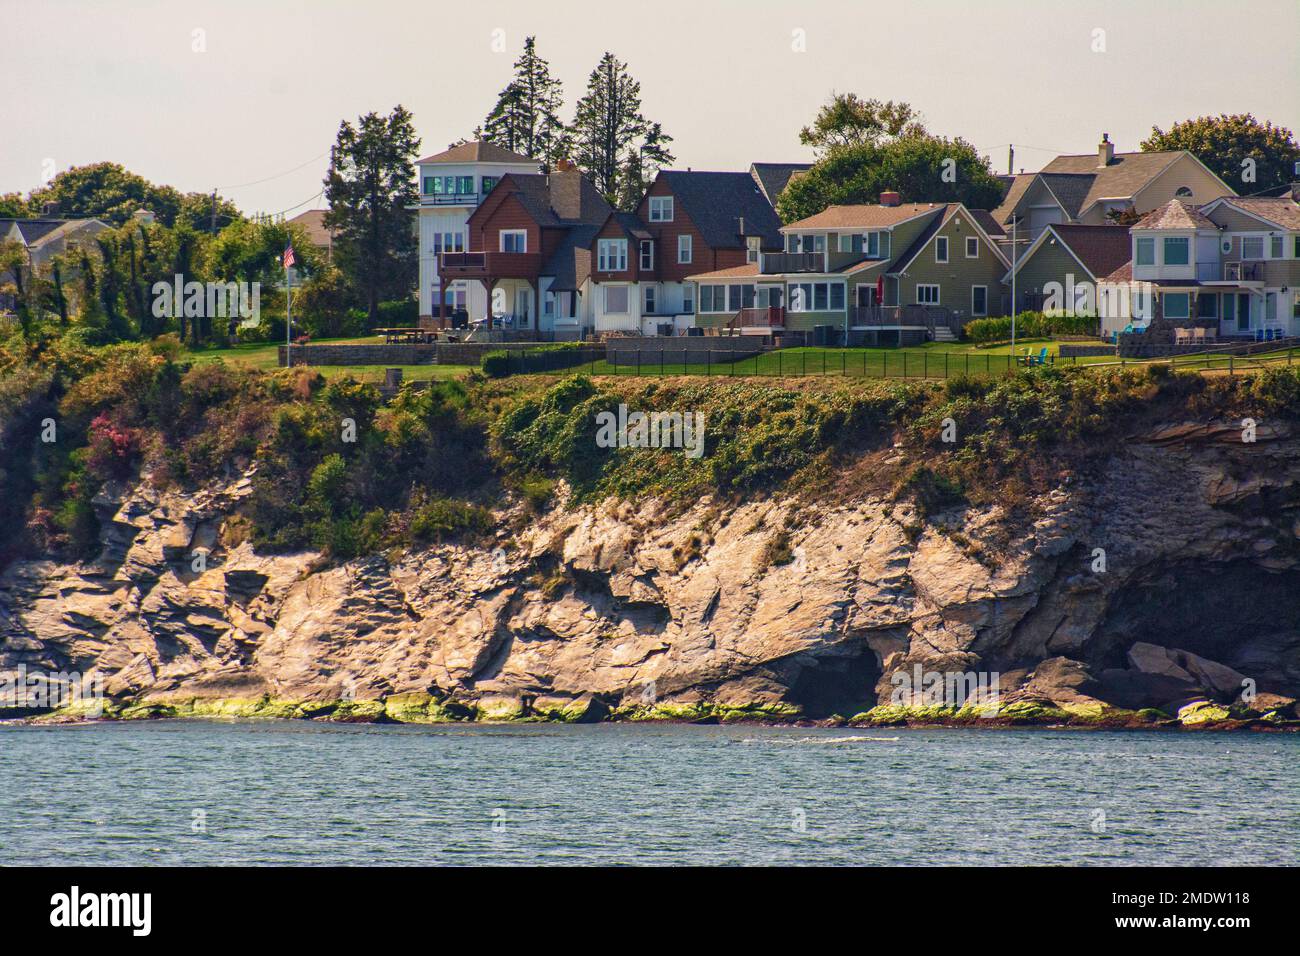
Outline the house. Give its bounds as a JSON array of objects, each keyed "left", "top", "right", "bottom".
[
  {"left": 412, "top": 140, "right": 542, "bottom": 326},
  {"left": 1003, "top": 223, "right": 1133, "bottom": 313},
  {"left": 0, "top": 215, "right": 110, "bottom": 314},
  {"left": 749, "top": 162, "right": 812, "bottom": 207},
  {"left": 583, "top": 169, "right": 787, "bottom": 335},
  {"left": 1097, "top": 194, "right": 1300, "bottom": 341},
  {"left": 437, "top": 162, "right": 612, "bottom": 337},
  {"left": 688, "top": 192, "right": 1010, "bottom": 344},
  {"left": 285, "top": 209, "right": 336, "bottom": 262},
  {"left": 992, "top": 134, "right": 1234, "bottom": 241}
]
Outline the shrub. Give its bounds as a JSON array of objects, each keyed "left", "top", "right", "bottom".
[{"left": 481, "top": 350, "right": 513, "bottom": 378}]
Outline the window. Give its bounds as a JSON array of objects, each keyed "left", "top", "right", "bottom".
[
  {"left": 916, "top": 284, "right": 940, "bottom": 305},
  {"left": 747, "top": 237, "right": 761, "bottom": 263},
  {"left": 639, "top": 240, "right": 654, "bottom": 271},
  {"left": 1270, "top": 235, "right": 1283, "bottom": 259},
  {"left": 966, "top": 236, "right": 979, "bottom": 258},
  {"left": 456, "top": 176, "right": 474, "bottom": 194},
  {"left": 794, "top": 234, "right": 825, "bottom": 253},
  {"left": 643, "top": 285, "right": 656, "bottom": 314},
  {"left": 935, "top": 236, "right": 949, "bottom": 263},
  {"left": 972, "top": 286, "right": 988, "bottom": 316},
  {"left": 1242, "top": 237, "right": 1265, "bottom": 260},
  {"left": 1163, "top": 237, "right": 1189, "bottom": 265},
  {"left": 1136, "top": 237, "right": 1155, "bottom": 266},
  {"left": 1174, "top": 186, "right": 1193, "bottom": 198},
  {"left": 604, "top": 285, "right": 629, "bottom": 314},
  {"left": 700, "top": 286, "right": 724, "bottom": 312},
  {"left": 543, "top": 291, "right": 555, "bottom": 316},
  {"left": 1294, "top": 235, "right": 1300, "bottom": 258},
  {"left": 1162, "top": 293, "right": 1190, "bottom": 319},
  {"left": 433, "top": 232, "right": 464, "bottom": 254},
  {"left": 1197, "top": 294, "right": 1217, "bottom": 319},
  {"left": 838, "top": 234, "right": 854, "bottom": 253},
  {"left": 728, "top": 284, "right": 754, "bottom": 310},
  {"left": 500, "top": 230, "right": 527, "bottom": 253},
  {"left": 422, "top": 176, "right": 435, "bottom": 195},
  {"left": 867, "top": 232, "right": 880, "bottom": 258},
  {"left": 481, "top": 176, "right": 498, "bottom": 194},
  {"left": 597, "top": 239, "right": 627, "bottom": 271},
  {"left": 787, "top": 281, "right": 845, "bottom": 312},
  {"left": 648, "top": 196, "right": 673, "bottom": 222},
  {"left": 677, "top": 234, "right": 692, "bottom": 264},
  {"left": 1293, "top": 292, "right": 1300, "bottom": 320},
  {"left": 683, "top": 285, "right": 694, "bottom": 314}
]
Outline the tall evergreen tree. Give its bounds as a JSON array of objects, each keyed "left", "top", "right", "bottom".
[
  {"left": 482, "top": 37, "right": 567, "bottom": 167},
  {"left": 323, "top": 106, "right": 421, "bottom": 325},
  {"left": 570, "top": 53, "right": 674, "bottom": 208}
]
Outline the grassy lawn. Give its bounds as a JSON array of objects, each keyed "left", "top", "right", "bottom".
[{"left": 179, "top": 336, "right": 471, "bottom": 383}]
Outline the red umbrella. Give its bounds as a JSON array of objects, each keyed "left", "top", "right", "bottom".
[{"left": 875, "top": 274, "right": 884, "bottom": 305}]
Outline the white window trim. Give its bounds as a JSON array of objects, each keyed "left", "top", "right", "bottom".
[
  {"left": 971, "top": 285, "right": 988, "bottom": 316},
  {"left": 499, "top": 229, "right": 527, "bottom": 253},
  {"left": 935, "top": 236, "right": 949, "bottom": 264},
  {"left": 643, "top": 284, "right": 656, "bottom": 313},
  {"left": 639, "top": 240, "right": 654, "bottom": 271},
  {"left": 965, "top": 236, "right": 979, "bottom": 259},
  {"left": 597, "top": 238, "right": 628, "bottom": 272},
  {"left": 678, "top": 234, "right": 692, "bottom": 264},
  {"left": 648, "top": 196, "right": 674, "bottom": 222},
  {"left": 916, "top": 283, "right": 940, "bottom": 305},
  {"left": 747, "top": 237, "right": 761, "bottom": 263}
]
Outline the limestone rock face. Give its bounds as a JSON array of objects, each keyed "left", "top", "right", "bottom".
[{"left": 3, "top": 424, "right": 1299, "bottom": 720}]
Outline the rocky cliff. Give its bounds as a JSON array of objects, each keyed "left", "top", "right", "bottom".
[{"left": 3, "top": 418, "right": 1299, "bottom": 728}]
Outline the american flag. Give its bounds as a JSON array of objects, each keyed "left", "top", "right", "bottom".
[{"left": 282, "top": 244, "right": 296, "bottom": 269}]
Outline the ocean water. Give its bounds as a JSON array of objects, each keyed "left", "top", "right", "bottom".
[{"left": 2, "top": 720, "right": 1296, "bottom": 866}]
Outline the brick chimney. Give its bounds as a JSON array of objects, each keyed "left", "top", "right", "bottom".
[
  {"left": 879, "top": 191, "right": 901, "bottom": 207},
  {"left": 1098, "top": 133, "right": 1114, "bottom": 167},
  {"left": 549, "top": 166, "right": 583, "bottom": 219}
]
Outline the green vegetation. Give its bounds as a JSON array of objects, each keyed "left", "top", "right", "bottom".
[
  {"left": 964, "top": 311, "right": 1098, "bottom": 344},
  {"left": 5, "top": 325, "right": 1300, "bottom": 570}
]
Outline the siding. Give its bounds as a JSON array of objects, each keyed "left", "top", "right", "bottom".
[
  {"left": 899, "top": 214, "right": 1008, "bottom": 316},
  {"left": 1013, "top": 241, "right": 1091, "bottom": 310}
]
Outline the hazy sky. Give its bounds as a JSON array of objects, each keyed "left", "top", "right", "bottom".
[{"left": 5, "top": 0, "right": 1297, "bottom": 216}]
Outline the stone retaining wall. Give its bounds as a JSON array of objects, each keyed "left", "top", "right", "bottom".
[
  {"left": 279, "top": 344, "right": 438, "bottom": 366},
  {"left": 1058, "top": 344, "right": 1116, "bottom": 358}
]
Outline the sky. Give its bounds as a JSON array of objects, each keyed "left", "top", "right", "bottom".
[{"left": 4, "top": 0, "right": 1298, "bottom": 217}]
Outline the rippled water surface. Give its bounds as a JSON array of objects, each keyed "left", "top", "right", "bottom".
[{"left": 3, "top": 720, "right": 1296, "bottom": 865}]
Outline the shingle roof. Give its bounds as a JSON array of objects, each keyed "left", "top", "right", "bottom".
[
  {"left": 286, "top": 209, "right": 335, "bottom": 249},
  {"left": 658, "top": 171, "right": 784, "bottom": 250},
  {"left": 541, "top": 224, "right": 600, "bottom": 291},
  {"left": 417, "top": 140, "right": 539, "bottom": 166},
  {"left": 1214, "top": 195, "right": 1300, "bottom": 229},
  {"left": 991, "top": 173, "right": 1037, "bottom": 224},
  {"left": 1037, "top": 173, "right": 1096, "bottom": 219},
  {"left": 499, "top": 173, "right": 610, "bottom": 226},
  {"left": 969, "top": 209, "right": 1005, "bottom": 238},
  {"left": 1040, "top": 224, "right": 1132, "bottom": 280},
  {"left": 887, "top": 204, "right": 957, "bottom": 274},
  {"left": 784, "top": 202, "right": 944, "bottom": 230},
  {"left": 750, "top": 163, "right": 813, "bottom": 207},
  {"left": 1132, "top": 199, "right": 1216, "bottom": 230},
  {"left": 685, "top": 263, "right": 761, "bottom": 281}
]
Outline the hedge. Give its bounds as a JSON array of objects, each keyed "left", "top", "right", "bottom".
[{"left": 965, "top": 312, "right": 1099, "bottom": 344}]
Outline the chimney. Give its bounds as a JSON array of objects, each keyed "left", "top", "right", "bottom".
[
  {"left": 737, "top": 216, "right": 745, "bottom": 235},
  {"left": 879, "top": 191, "right": 901, "bottom": 207},
  {"left": 1098, "top": 133, "right": 1114, "bottom": 167},
  {"left": 549, "top": 166, "right": 583, "bottom": 219}
]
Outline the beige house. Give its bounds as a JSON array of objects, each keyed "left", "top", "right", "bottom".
[{"left": 993, "top": 134, "right": 1234, "bottom": 240}]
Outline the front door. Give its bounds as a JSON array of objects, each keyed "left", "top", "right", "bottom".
[
  {"left": 1237, "top": 293, "right": 1251, "bottom": 332},
  {"left": 857, "top": 285, "right": 877, "bottom": 307},
  {"left": 515, "top": 289, "right": 530, "bottom": 325}
]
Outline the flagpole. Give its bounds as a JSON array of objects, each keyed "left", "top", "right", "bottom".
[{"left": 285, "top": 258, "right": 292, "bottom": 366}]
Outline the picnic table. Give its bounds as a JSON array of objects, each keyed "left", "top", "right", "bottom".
[{"left": 374, "top": 327, "right": 435, "bottom": 344}]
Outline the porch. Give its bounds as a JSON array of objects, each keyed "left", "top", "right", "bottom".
[{"left": 850, "top": 305, "right": 965, "bottom": 337}]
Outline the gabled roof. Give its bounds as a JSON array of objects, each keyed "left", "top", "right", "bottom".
[
  {"left": 889, "top": 204, "right": 1011, "bottom": 274},
  {"left": 784, "top": 202, "right": 943, "bottom": 230},
  {"left": 1037, "top": 173, "right": 1096, "bottom": 219},
  {"left": 603, "top": 211, "right": 653, "bottom": 241},
  {"left": 1132, "top": 199, "right": 1216, "bottom": 231},
  {"left": 1007, "top": 223, "right": 1132, "bottom": 282},
  {"left": 749, "top": 163, "right": 813, "bottom": 207},
  {"left": 969, "top": 209, "right": 1006, "bottom": 238},
  {"left": 417, "top": 140, "right": 539, "bottom": 166},
  {"left": 0, "top": 219, "right": 67, "bottom": 244},
  {"left": 685, "top": 262, "right": 762, "bottom": 281},
  {"left": 656, "top": 170, "right": 784, "bottom": 249},
  {"left": 1203, "top": 195, "right": 1300, "bottom": 230},
  {"left": 492, "top": 173, "right": 610, "bottom": 227},
  {"left": 286, "top": 209, "right": 335, "bottom": 248}
]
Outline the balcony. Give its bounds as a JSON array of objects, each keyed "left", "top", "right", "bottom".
[
  {"left": 1222, "top": 261, "right": 1263, "bottom": 282},
  {"left": 439, "top": 251, "right": 542, "bottom": 280},
  {"left": 419, "top": 190, "right": 491, "bottom": 207},
  {"left": 729, "top": 307, "right": 785, "bottom": 330},
  {"left": 852, "top": 305, "right": 963, "bottom": 335},
  {"left": 760, "top": 252, "right": 825, "bottom": 274}
]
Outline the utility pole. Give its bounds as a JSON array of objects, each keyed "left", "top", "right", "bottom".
[
  {"left": 1007, "top": 145, "right": 1014, "bottom": 176},
  {"left": 210, "top": 190, "right": 218, "bottom": 234}
]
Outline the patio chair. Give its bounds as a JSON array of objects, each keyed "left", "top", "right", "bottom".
[
  {"left": 1173, "top": 328, "right": 1189, "bottom": 346},
  {"left": 1192, "top": 328, "right": 1206, "bottom": 345}
]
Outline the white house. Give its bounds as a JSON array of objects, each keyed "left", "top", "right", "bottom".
[{"left": 413, "top": 140, "right": 540, "bottom": 326}]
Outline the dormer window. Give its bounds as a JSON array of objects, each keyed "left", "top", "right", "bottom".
[
  {"left": 1174, "top": 187, "right": 1193, "bottom": 198},
  {"left": 648, "top": 196, "right": 673, "bottom": 222},
  {"left": 500, "top": 230, "right": 527, "bottom": 253},
  {"left": 746, "top": 237, "right": 761, "bottom": 263}
]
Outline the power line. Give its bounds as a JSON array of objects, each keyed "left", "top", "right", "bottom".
[
  {"left": 256, "top": 189, "right": 325, "bottom": 220},
  {"left": 216, "top": 152, "right": 330, "bottom": 191}
]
